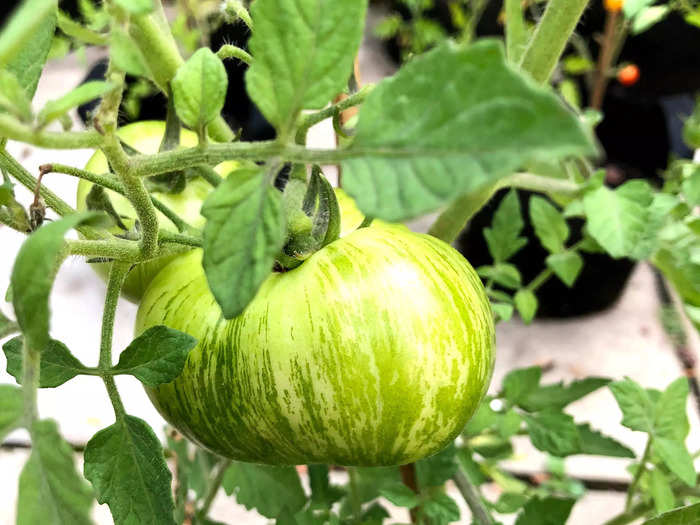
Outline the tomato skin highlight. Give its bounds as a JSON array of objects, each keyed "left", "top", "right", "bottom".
[
  {"left": 76, "top": 121, "right": 237, "bottom": 302},
  {"left": 617, "top": 64, "right": 640, "bottom": 87},
  {"left": 135, "top": 226, "right": 495, "bottom": 466}
]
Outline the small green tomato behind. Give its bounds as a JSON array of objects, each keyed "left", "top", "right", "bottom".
[
  {"left": 135, "top": 223, "right": 495, "bottom": 466},
  {"left": 76, "top": 121, "right": 237, "bottom": 302}
]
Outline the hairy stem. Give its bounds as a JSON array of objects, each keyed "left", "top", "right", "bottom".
[
  {"left": 216, "top": 44, "right": 252, "bottom": 65},
  {"left": 519, "top": 0, "right": 590, "bottom": 84},
  {"left": 22, "top": 339, "right": 40, "bottom": 426},
  {"left": 505, "top": 0, "right": 528, "bottom": 63},
  {"left": 625, "top": 438, "right": 651, "bottom": 511},
  {"left": 100, "top": 262, "right": 129, "bottom": 420},
  {"left": 0, "top": 114, "right": 103, "bottom": 149},
  {"left": 453, "top": 470, "right": 494, "bottom": 525}
]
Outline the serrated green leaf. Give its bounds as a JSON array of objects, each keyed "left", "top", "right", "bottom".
[
  {"left": 502, "top": 366, "right": 541, "bottom": 405},
  {"left": 524, "top": 411, "right": 581, "bottom": 456},
  {"left": 484, "top": 190, "right": 528, "bottom": 263},
  {"left": 477, "top": 263, "right": 522, "bottom": 289},
  {"left": 0, "top": 308, "right": 19, "bottom": 338},
  {"left": 343, "top": 41, "right": 595, "bottom": 222},
  {"left": 0, "top": 0, "right": 57, "bottom": 81},
  {"left": 0, "top": 384, "right": 23, "bottom": 441},
  {"left": 17, "top": 419, "right": 93, "bottom": 525},
  {"left": 655, "top": 378, "right": 690, "bottom": 442},
  {"left": 37, "top": 81, "right": 115, "bottom": 127},
  {"left": 84, "top": 415, "right": 175, "bottom": 525},
  {"left": 246, "top": 0, "right": 367, "bottom": 135},
  {"left": 113, "top": 0, "right": 152, "bottom": 15},
  {"left": 655, "top": 437, "right": 696, "bottom": 486},
  {"left": 520, "top": 377, "right": 610, "bottom": 412},
  {"left": 492, "top": 302, "right": 514, "bottom": 322},
  {"left": 498, "top": 408, "right": 523, "bottom": 438},
  {"left": 546, "top": 251, "right": 583, "bottom": 287},
  {"left": 0, "top": 69, "right": 32, "bottom": 121},
  {"left": 515, "top": 496, "right": 575, "bottom": 525},
  {"left": 583, "top": 181, "right": 654, "bottom": 259},
  {"left": 422, "top": 493, "right": 460, "bottom": 525},
  {"left": 110, "top": 27, "right": 149, "bottom": 77},
  {"left": 577, "top": 423, "right": 635, "bottom": 458},
  {"left": 172, "top": 47, "right": 227, "bottom": 132},
  {"left": 514, "top": 289, "right": 538, "bottom": 324},
  {"left": 3, "top": 336, "right": 87, "bottom": 387},
  {"left": 11, "top": 212, "right": 101, "bottom": 352},
  {"left": 529, "top": 196, "right": 569, "bottom": 253},
  {"left": 201, "top": 167, "right": 286, "bottom": 319},
  {"left": 682, "top": 171, "right": 700, "bottom": 208},
  {"left": 494, "top": 492, "right": 529, "bottom": 514},
  {"left": 642, "top": 503, "right": 700, "bottom": 524},
  {"left": 609, "top": 378, "right": 656, "bottom": 433},
  {"left": 379, "top": 483, "right": 420, "bottom": 508},
  {"left": 649, "top": 468, "right": 675, "bottom": 514},
  {"left": 222, "top": 463, "right": 306, "bottom": 518},
  {"left": 463, "top": 401, "right": 499, "bottom": 436},
  {"left": 416, "top": 443, "right": 457, "bottom": 488},
  {"left": 113, "top": 325, "right": 197, "bottom": 387}
]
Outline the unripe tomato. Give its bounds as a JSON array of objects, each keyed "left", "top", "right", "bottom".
[
  {"left": 76, "top": 121, "right": 238, "bottom": 302},
  {"left": 617, "top": 64, "right": 640, "bottom": 87},
  {"left": 135, "top": 227, "right": 495, "bottom": 466}
]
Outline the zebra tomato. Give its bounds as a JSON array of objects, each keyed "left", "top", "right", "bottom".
[{"left": 135, "top": 225, "right": 495, "bottom": 466}]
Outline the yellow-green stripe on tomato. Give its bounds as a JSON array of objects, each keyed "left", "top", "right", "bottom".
[
  {"left": 76, "top": 121, "right": 238, "bottom": 302},
  {"left": 135, "top": 225, "right": 495, "bottom": 466}
]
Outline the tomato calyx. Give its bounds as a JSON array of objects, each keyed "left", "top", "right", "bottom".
[{"left": 277, "top": 165, "right": 341, "bottom": 270}]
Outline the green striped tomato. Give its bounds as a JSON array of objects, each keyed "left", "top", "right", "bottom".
[
  {"left": 76, "top": 121, "right": 238, "bottom": 302},
  {"left": 135, "top": 225, "right": 495, "bottom": 466}
]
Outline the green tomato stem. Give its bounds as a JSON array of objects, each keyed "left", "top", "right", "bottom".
[
  {"left": 0, "top": 114, "right": 103, "bottom": 149},
  {"left": 222, "top": 0, "right": 253, "bottom": 30},
  {"left": 518, "top": 0, "right": 590, "bottom": 84},
  {"left": 159, "top": 230, "right": 202, "bottom": 247},
  {"left": 21, "top": 338, "right": 40, "bottom": 426},
  {"left": 347, "top": 467, "right": 362, "bottom": 523},
  {"left": 216, "top": 44, "right": 252, "bottom": 65},
  {"left": 197, "top": 458, "right": 232, "bottom": 519},
  {"left": 429, "top": 173, "right": 582, "bottom": 244},
  {"left": 100, "top": 261, "right": 130, "bottom": 420},
  {"left": 505, "top": 0, "right": 528, "bottom": 63},
  {"left": 453, "top": 469, "right": 494, "bottom": 525},
  {"left": 295, "top": 85, "right": 374, "bottom": 145},
  {"left": 190, "top": 165, "right": 224, "bottom": 188},
  {"left": 129, "top": 10, "right": 235, "bottom": 143},
  {"left": 625, "top": 437, "right": 652, "bottom": 512}
]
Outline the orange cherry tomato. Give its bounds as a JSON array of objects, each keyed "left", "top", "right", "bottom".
[
  {"left": 617, "top": 64, "right": 640, "bottom": 86},
  {"left": 604, "top": 0, "right": 624, "bottom": 12}
]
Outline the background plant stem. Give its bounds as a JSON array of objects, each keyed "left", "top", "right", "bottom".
[{"left": 453, "top": 469, "right": 494, "bottom": 525}]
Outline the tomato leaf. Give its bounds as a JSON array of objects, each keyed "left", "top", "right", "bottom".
[
  {"left": 113, "top": 325, "right": 197, "bottom": 387},
  {"left": 0, "top": 0, "right": 57, "bottom": 91},
  {"left": 17, "top": 419, "right": 94, "bottom": 525},
  {"left": 3, "top": 336, "right": 87, "bottom": 387},
  {"left": 649, "top": 468, "right": 675, "bottom": 514},
  {"left": 37, "top": 81, "right": 115, "bottom": 127},
  {"left": 84, "top": 415, "right": 175, "bottom": 525},
  {"left": 0, "top": 70, "right": 33, "bottom": 122},
  {"left": 0, "top": 384, "right": 23, "bottom": 441},
  {"left": 583, "top": 181, "right": 654, "bottom": 259},
  {"left": 654, "top": 437, "right": 696, "bottom": 486},
  {"left": 246, "top": 0, "right": 367, "bottom": 136},
  {"left": 421, "top": 492, "right": 460, "bottom": 524},
  {"left": 577, "top": 423, "right": 635, "bottom": 458},
  {"left": 546, "top": 251, "right": 583, "bottom": 287},
  {"left": 514, "top": 289, "right": 538, "bottom": 324},
  {"left": 529, "top": 196, "right": 569, "bottom": 253},
  {"left": 201, "top": 167, "right": 286, "bottom": 319},
  {"left": 343, "top": 40, "right": 595, "bottom": 222},
  {"left": 222, "top": 462, "right": 306, "bottom": 518},
  {"left": 502, "top": 366, "right": 542, "bottom": 405},
  {"left": 494, "top": 492, "right": 529, "bottom": 514},
  {"left": 655, "top": 377, "right": 690, "bottom": 442},
  {"left": 520, "top": 377, "right": 609, "bottom": 412},
  {"left": 642, "top": 503, "right": 700, "bottom": 524},
  {"left": 609, "top": 378, "right": 656, "bottom": 433},
  {"left": 416, "top": 442, "right": 457, "bottom": 488},
  {"left": 11, "top": 212, "right": 102, "bottom": 352},
  {"left": 378, "top": 482, "right": 420, "bottom": 509},
  {"left": 0, "top": 308, "right": 19, "bottom": 339},
  {"left": 514, "top": 496, "right": 576, "bottom": 525},
  {"left": 172, "top": 48, "right": 228, "bottom": 134},
  {"left": 477, "top": 263, "right": 522, "bottom": 289},
  {"left": 484, "top": 190, "right": 528, "bottom": 263},
  {"left": 110, "top": 27, "right": 150, "bottom": 78},
  {"left": 523, "top": 412, "right": 581, "bottom": 456}
]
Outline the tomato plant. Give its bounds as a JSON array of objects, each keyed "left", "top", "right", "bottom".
[{"left": 1, "top": 0, "right": 699, "bottom": 524}]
